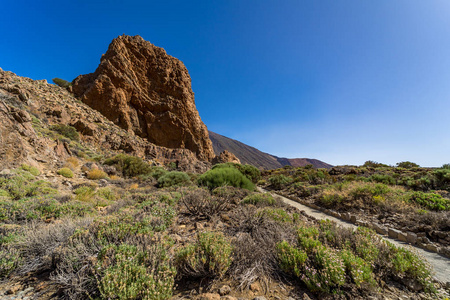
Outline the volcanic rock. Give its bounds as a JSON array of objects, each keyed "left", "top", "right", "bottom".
[
  {"left": 72, "top": 35, "right": 214, "bottom": 161},
  {"left": 212, "top": 150, "right": 241, "bottom": 165}
]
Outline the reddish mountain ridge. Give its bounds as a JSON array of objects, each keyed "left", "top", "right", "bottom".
[{"left": 209, "top": 131, "right": 332, "bottom": 169}]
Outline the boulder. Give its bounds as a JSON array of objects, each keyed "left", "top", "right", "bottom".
[{"left": 212, "top": 150, "right": 241, "bottom": 165}]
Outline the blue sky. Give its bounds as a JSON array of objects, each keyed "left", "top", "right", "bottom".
[{"left": 2, "top": 1, "right": 450, "bottom": 167}]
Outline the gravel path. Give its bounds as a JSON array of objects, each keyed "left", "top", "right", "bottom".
[{"left": 258, "top": 187, "right": 450, "bottom": 284}]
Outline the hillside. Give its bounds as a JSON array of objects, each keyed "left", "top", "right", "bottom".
[{"left": 209, "top": 130, "right": 332, "bottom": 169}]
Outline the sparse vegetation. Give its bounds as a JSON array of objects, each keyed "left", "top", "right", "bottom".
[
  {"left": 52, "top": 78, "right": 71, "bottom": 88},
  {"left": 50, "top": 124, "right": 80, "bottom": 141}
]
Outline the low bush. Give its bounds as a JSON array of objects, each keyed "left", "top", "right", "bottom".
[
  {"left": 396, "top": 161, "right": 420, "bottom": 169},
  {"left": 180, "top": 187, "right": 233, "bottom": 219},
  {"left": 58, "top": 168, "right": 74, "bottom": 178},
  {"left": 268, "top": 174, "right": 292, "bottom": 189},
  {"left": 241, "top": 193, "right": 275, "bottom": 206},
  {"left": 0, "top": 173, "right": 56, "bottom": 200},
  {"left": 176, "top": 231, "right": 232, "bottom": 278},
  {"left": 52, "top": 78, "right": 71, "bottom": 88},
  {"left": 104, "top": 154, "right": 152, "bottom": 178},
  {"left": 276, "top": 240, "right": 307, "bottom": 277},
  {"left": 198, "top": 167, "right": 254, "bottom": 191},
  {"left": 157, "top": 171, "right": 191, "bottom": 188},
  {"left": 407, "top": 191, "right": 449, "bottom": 211},
  {"left": 87, "top": 169, "right": 108, "bottom": 180},
  {"left": 74, "top": 186, "right": 95, "bottom": 202},
  {"left": 339, "top": 249, "right": 375, "bottom": 287},
  {"left": 50, "top": 124, "right": 79, "bottom": 141},
  {"left": 95, "top": 243, "right": 176, "bottom": 300},
  {"left": 257, "top": 208, "right": 294, "bottom": 223},
  {"left": 21, "top": 164, "right": 40, "bottom": 176}
]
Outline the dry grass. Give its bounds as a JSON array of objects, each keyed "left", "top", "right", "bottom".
[{"left": 87, "top": 169, "right": 108, "bottom": 180}]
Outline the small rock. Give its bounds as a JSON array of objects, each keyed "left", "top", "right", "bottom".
[
  {"left": 252, "top": 297, "right": 267, "bottom": 300},
  {"left": 403, "top": 278, "right": 423, "bottom": 292},
  {"left": 407, "top": 232, "right": 417, "bottom": 245},
  {"left": 398, "top": 231, "right": 408, "bottom": 242},
  {"left": 388, "top": 228, "right": 401, "bottom": 239},
  {"left": 373, "top": 223, "right": 388, "bottom": 235},
  {"left": 425, "top": 243, "right": 438, "bottom": 252},
  {"left": 219, "top": 285, "right": 231, "bottom": 296}
]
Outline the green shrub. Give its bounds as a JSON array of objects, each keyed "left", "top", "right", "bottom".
[
  {"left": 369, "top": 174, "right": 395, "bottom": 185},
  {"left": 157, "top": 171, "right": 191, "bottom": 188},
  {"left": 198, "top": 167, "right": 254, "bottom": 191},
  {"left": 50, "top": 124, "right": 79, "bottom": 141},
  {"left": 276, "top": 240, "right": 307, "bottom": 277},
  {"left": 57, "top": 168, "right": 74, "bottom": 178},
  {"left": 396, "top": 161, "right": 420, "bottom": 169},
  {"left": 388, "top": 242, "right": 435, "bottom": 292},
  {"left": 212, "top": 163, "right": 261, "bottom": 184},
  {"left": 74, "top": 186, "right": 95, "bottom": 202},
  {"left": 407, "top": 191, "right": 449, "bottom": 211},
  {"left": 0, "top": 247, "right": 21, "bottom": 277},
  {"left": 0, "top": 174, "right": 56, "bottom": 200},
  {"left": 148, "top": 167, "right": 168, "bottom": 180},
  {"left": 268, "top": 174, "right": 292, "bottom": 189},
  {"left": 241, "top": 193, "right": 275, "bottom": 206},
  {"left": 176, "top": 231, "right": 233, "bottom": 278},
  {"left": 442, "top": 163, "right": 450, "bottom": 170},
  {"left": 257, "top": 208, "right": 293, "bottom": 223},
  {"left": 96, "top": 243, "right": 176, "bottom": 300},
  {"left": 20, "top": 164, "right": 40, "bottom": 176},
  {"left": 309, "top": 245, "right": 345, "bottom": 293},
  {"left": 352, "top": 227, "right": 379, "bottom": 264},
  {"left": 96, "top": 187, "right": 116, "bottom": 201},
  {"left": 104, "top": 154, "right": 152, "bottom": 178},
  {"left": 339, "top": 249, "right": 375, "bottom": 287},
  {"left": 52, "top": 78, "right": 71, "bottom": 88},
  {"left": 297, "top": 226, "right": 321, "bottom": 253}
]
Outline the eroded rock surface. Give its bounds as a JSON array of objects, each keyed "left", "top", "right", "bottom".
[
  {"left": 72, "top": 35, "right": 214, "bottom": 161},
  {"left": 0, "top": 69, "right": 210, "bottom": 173}
]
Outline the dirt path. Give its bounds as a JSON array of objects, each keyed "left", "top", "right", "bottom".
[{"left": 258, "top": 187, "right": 450, "bottom": 284}]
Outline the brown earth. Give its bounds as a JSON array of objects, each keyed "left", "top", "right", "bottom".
[{"left": 72, "top": 35, "right": 214, "bottom": 161}]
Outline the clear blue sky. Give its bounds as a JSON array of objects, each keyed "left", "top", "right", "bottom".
[{"left": 2, "top": 1, "right": 450, "bottom": 167}]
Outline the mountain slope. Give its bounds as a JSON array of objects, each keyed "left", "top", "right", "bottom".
[{"left": 209, "top": 131, "right": 332, "bottom": 169}]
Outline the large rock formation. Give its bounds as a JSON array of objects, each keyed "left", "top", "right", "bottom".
[
  {"left": 72, "top": 35, "right": 214, "bottom": 161},
  {"left": 0, "top": 69, "right": 210, "bottom": 173}
]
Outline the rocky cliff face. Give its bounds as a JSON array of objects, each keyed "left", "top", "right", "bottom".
[
  {"left": 0, "top": 68, "right": 210, "bottom": 173},
  {"left": 72, "top": 35, "right": 214, "bottom": 161}
]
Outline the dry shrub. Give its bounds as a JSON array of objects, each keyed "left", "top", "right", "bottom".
[
  {"left": 16, "top": 218, "right": 93, "bottom": 275},
  {"left": 87, "top": 169, "right": 108, "bottom": 180},
  {"left": 64, "top": 157, "right": 79, "bottom": 170},
  {"left": 227, "top": 206, "right": 296, "bottom": 289},
  {"left": 180, "top": 187, "right": 234, "bottom": 220}
]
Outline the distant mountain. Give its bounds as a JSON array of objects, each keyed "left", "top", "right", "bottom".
[{"left": 209, "top": 131, "right": 332, "bottom": 169}]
